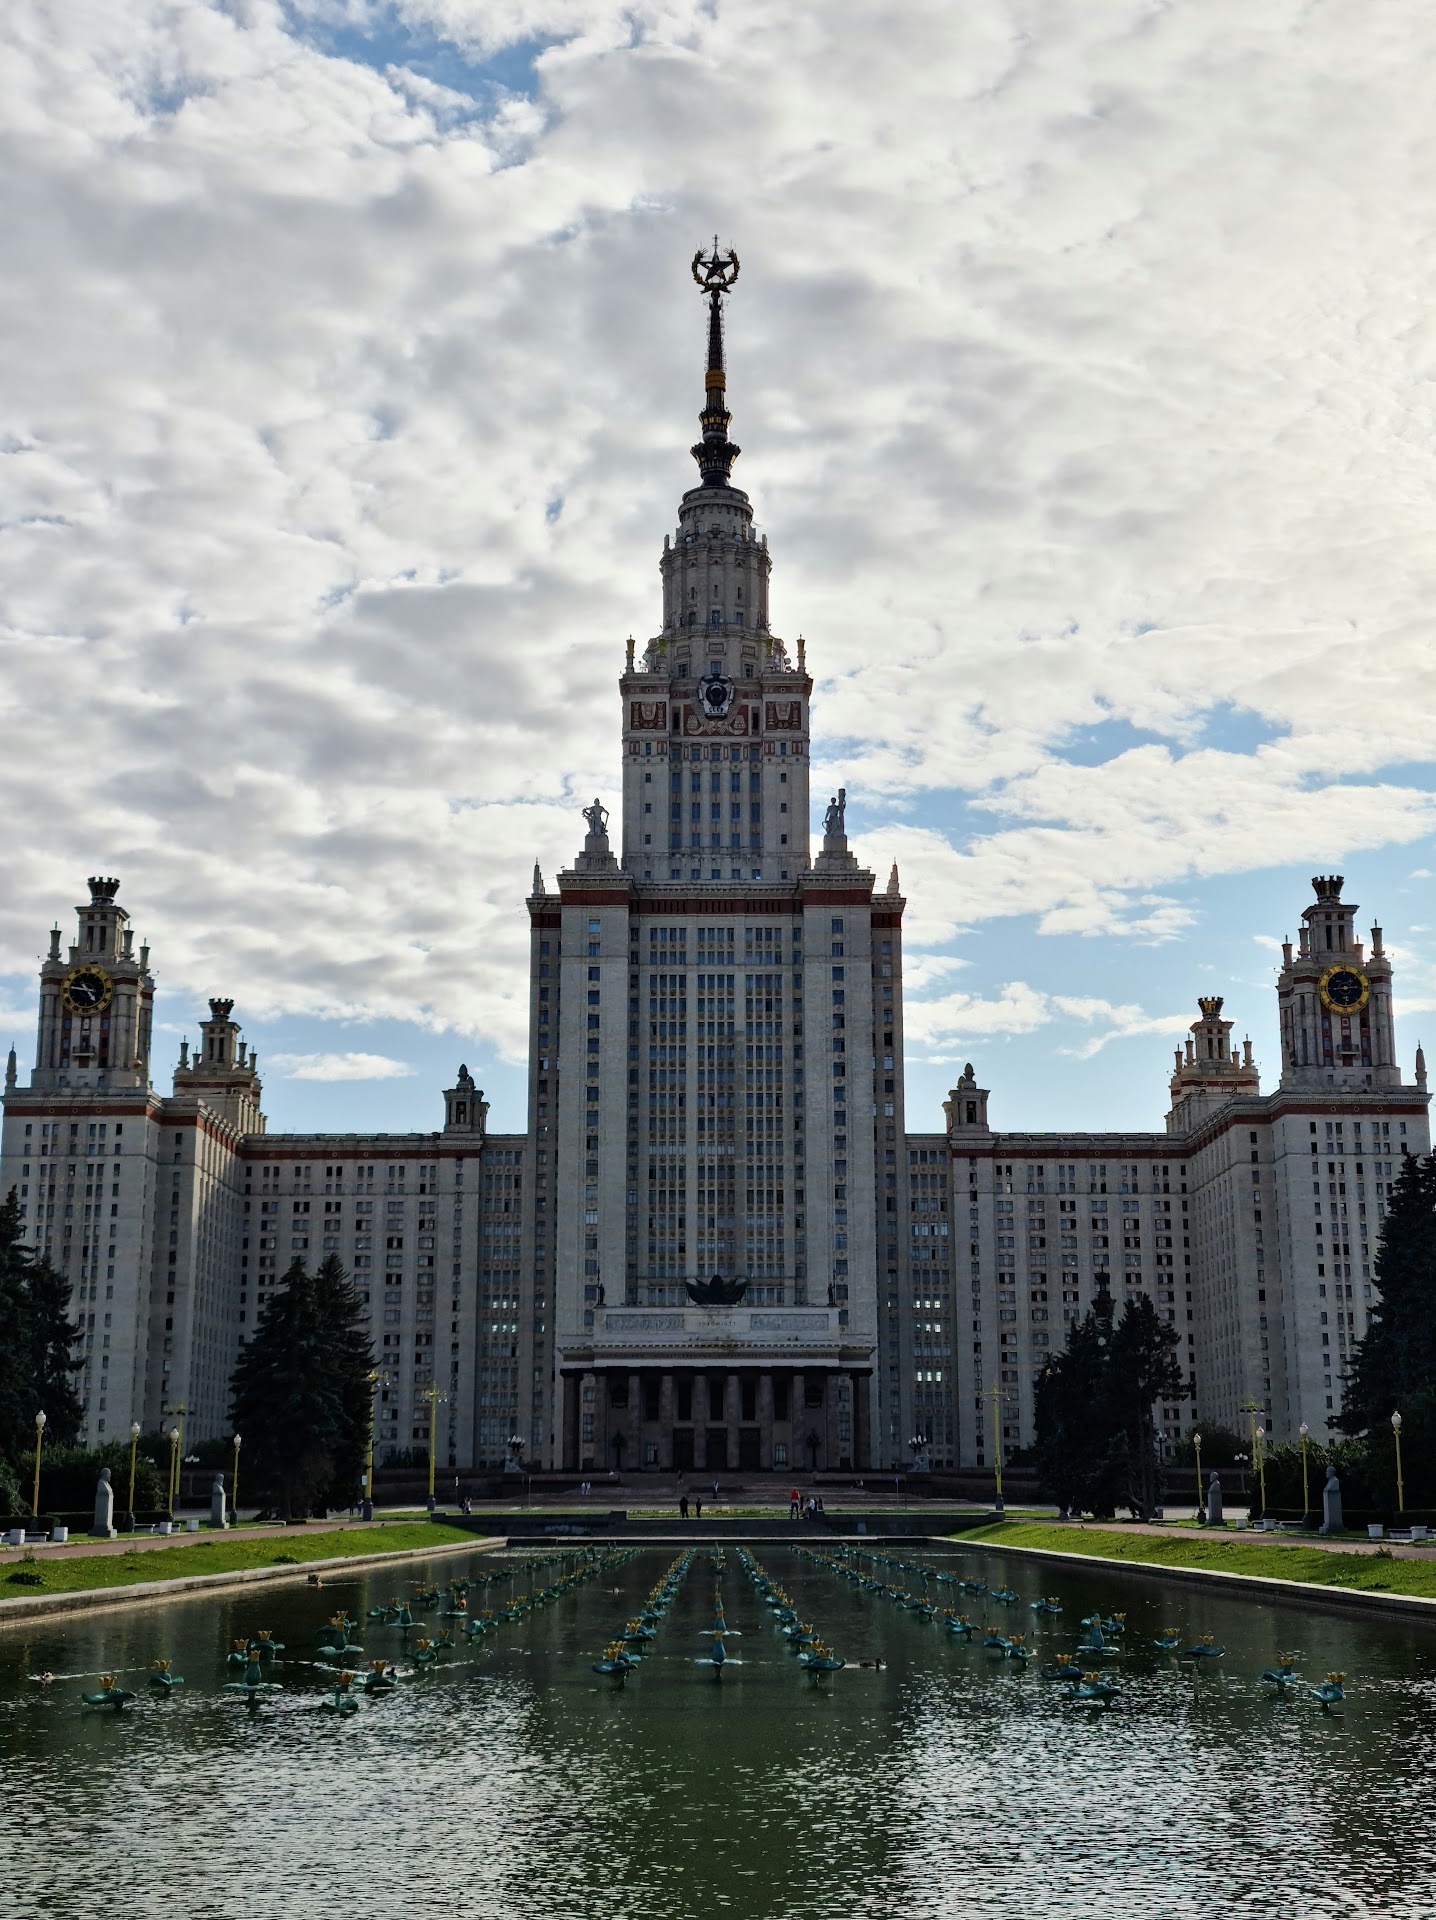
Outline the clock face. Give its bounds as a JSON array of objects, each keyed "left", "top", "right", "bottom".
[
  {"left": 1319, "top": 965, "right": 1369, "bottom": 1013},
  {"left": 699, "top": 674, "right": 733, "bottom": 718},
  {"left": 62, "top": 966, "right": 113, "bottom": 1015}
]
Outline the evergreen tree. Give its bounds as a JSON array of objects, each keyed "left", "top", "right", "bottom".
[
  {"left": 0, "top": 1191, "right": 33, "bottom": 1473},
  {"left": 23, "top": 1249, "right": 85, "bottom": 1443},
  {"left": 1031, "top": 1283, "right": 1186, "bottom": 1520},
  {"left": 0, "top": 1188, "right": 83, "bottom": 1476},
  {"left": 227, "top": 1258, "right": 345, "bottom": 1519},
  {"left": 310, "top": 1252, "right": 375, "bottom": 1507},
  {"left": 1031, "top": 1300, "right": 1123, "bottom": 1516},
  {"left": 1109, "top": 1293, "right": 1186, "bottom": 1518},
  {"left": 1340, "top": 1151, "right": 1436, "bottom": 1510}
]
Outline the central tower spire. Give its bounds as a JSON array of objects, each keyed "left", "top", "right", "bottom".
[{"left": 690, "top": 240, "right": 741, "bottom": 488}]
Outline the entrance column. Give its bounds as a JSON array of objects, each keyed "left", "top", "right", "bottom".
[
  {"left": 854, "top": 1372, "right": 871, "bottom": 1471},
  {"left": 582, "top": 1369, "right": 598, "bottom": 1472},
  {"left": 724, "top": 1371, "right": 741, "bottom": 1471},
  {"left": 759, "top": 1372, "right": 775, "bottom": 1469},
  {"left": 628, "top": 1370, "right": 642, "bottom": 1472},
  {"left": 660, "top": 1372, "right": 676, "bottom": 1472},
  {"left": 562, "top": 1375, "right": 580, "bottom": 1471}
]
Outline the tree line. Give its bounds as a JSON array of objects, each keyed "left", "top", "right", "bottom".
[
  {"left": 0, "top": 1190, "right": 86, "bottom": 1513},
  {"left": 1026, "top": 1151, "right": 1436, "bottom": 1519},
  {"left": 0, "top": 1187, "right": 373, "bottom": 1519}
]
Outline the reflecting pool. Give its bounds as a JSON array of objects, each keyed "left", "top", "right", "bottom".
[{"left": 1, "top": 1543, "right": 1432, "bottom": 1920}]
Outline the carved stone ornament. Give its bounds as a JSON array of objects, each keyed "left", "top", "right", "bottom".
[
  {"left": 630, "top": 701, "right": 668, "bottom": 731},
  {"left": 685, "top": 706, "right": 748, "bottom": 736}
]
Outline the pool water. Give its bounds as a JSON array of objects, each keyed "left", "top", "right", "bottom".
[{"left": 0, "top": 1543, "right": 1431, "bottom": 1920}]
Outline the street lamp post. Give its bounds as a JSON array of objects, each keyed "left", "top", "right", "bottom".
[
  {"left": 1299, "top": 1422, "right": 1311, "bottom": 1527},
  {"left": 231, "top": 1434, "right": 242, "bottom": 1526},
  {"left": 1193, "top": 1432, "right": 1204, "bottom": 1522},
  {"left": 422, "top": 1383, "right": 447, "bottom": 1510},
  {"left": 1242, "top": 1399, "right": 1266, "bottom": 1519},
  {"left": 362, "top": 1369, "right": 382, "bottom": 1522},
  {"left": 127, "top": 1421, "right": 141, "bottom": 1525},
  {"left": 166, "top": 1403, "right": 187, "bottom": 1514},
  {"left": 31, "top": 1411, "right": 46, "bottom": 1517},
  {"left": 1392, "top": 1411, "right": 1405, "bottom": 1515},
  {"left": 985, "top": 1386, "right": 1011, "bottom": 1514}
]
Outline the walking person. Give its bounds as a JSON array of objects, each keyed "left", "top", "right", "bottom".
[
  {"left": 679, "top": 1493, "right": 690, "bottom": 1520},
  {"left": 694, "top": 1494, "right": 703, "bottom": 1519},
  {"left": 789, "top": 1487, "right": 800, "bottom": 1519}
]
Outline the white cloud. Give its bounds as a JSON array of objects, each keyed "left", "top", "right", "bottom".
[
  {"left": 267, "top": 1050, "right": 416, "bottom": 1081},
  {"left": 908, "top": 980, "right": 1194, "bottom": 1062},
  {"left": 2, "top": 0, "right": 1436, "bottom": 1070}
]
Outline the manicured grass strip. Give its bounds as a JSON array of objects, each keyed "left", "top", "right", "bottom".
[
  {"left": 1, "top": 1523, "right": 478, "bottom": 1596},
  {"left": 958, "top": 1520, "right": 1436, "bottom": 1600}
]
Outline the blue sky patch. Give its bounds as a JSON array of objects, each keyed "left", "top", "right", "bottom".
[{"left": 282, "top": 3, "right": 557, "bottom": 105}]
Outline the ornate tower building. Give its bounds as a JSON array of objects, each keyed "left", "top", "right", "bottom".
[
  {"left": 1166, "top": 996, "right": 1259, "bottom": 1131},
  {"left": 31, "top": 877, "right": 154, "bottom": 1091},
  {"left": 540, "top": 248, "right": 892, "bottom": 1473},
  {"left": 1276, "top": 876, "right": 1400, "bottom": 1089},
  {"left": 3, "top": 258, "right": 1430, "bottom": 1481}
]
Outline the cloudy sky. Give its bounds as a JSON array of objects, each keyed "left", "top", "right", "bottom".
[{"left": 3, "top": 0, "right": 1435, "bottom": 1139}]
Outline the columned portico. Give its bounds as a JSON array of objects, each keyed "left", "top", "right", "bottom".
[{"left": 557, "top": 1304, "right": 875, "bottom": 1473}]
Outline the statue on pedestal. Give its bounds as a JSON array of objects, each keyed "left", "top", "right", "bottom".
[
  {"left": 583, "top": 798, "right": 610, "bottom": 842},
  {"left": 91, "top": 1466, "right": 116, "bottom": 1539},
  {"left": 1205, "top": 1470, "right": 1224, "bottom": 1527},
  {"left": 1320, "top": 1465, "right": 1343, "bottom": 1535}
]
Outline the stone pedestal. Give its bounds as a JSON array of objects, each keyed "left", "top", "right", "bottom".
[
  {"left": 1320, "top": 1467, "right": 1343, "bottom": 1535},
  {"left": 90, "top": 1467, "right": 116, "bottom": 1539},
  {"left": 210, "top": 1475, "right": 229, "bottom": 1529}
]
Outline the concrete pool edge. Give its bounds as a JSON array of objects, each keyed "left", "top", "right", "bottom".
[
  {"left": 963, "top": 1538, "right": 1436, "bottom": 1622},
  {"left": 0, "top": 1538, "right": 504, "bottom": 1628}
]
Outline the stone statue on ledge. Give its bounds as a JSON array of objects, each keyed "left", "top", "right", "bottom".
[
  {"left": 686, "top": 1272, "right": 749, "bottom": 1307},
  {"left": 583, "top": 797, "right": 610, "bottom": 840},
  {"left": 823, "top": 788, "right": 847, "bottom": 838}
]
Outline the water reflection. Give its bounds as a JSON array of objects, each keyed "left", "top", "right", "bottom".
[{"left": 0, "top": 1545, "right": 1430, "bottom": 1919}]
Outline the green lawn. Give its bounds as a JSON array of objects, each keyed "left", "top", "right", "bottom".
[
  {"left": 958, "top": 1520, "right": 1436, "bottom": 1599},
  {"left": 1, "top": 1522, "right": 480, "bottom": 1597}
]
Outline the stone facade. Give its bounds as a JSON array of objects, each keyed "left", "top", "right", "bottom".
[{"left": 1, "top": 278, "right": 1429, "bottom": 1470}]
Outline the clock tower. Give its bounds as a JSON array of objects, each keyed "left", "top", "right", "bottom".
[
  {"left": 1276, "top": 875, "right": 1400, "bottom": 1089},
  {"left": 32, "top": 876, "right": 155, "bottom": 1092}
]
